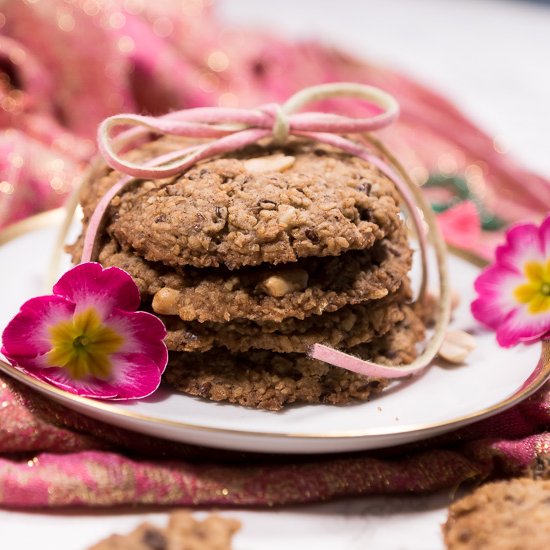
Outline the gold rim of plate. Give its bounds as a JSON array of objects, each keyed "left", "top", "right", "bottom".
[{"left": 0, "top": 208, "right": 548, "bottom": 441}]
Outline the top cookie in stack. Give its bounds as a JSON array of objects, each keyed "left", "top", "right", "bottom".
[{"left": 69, "top": 138, "right": 425, "bottom": 410}]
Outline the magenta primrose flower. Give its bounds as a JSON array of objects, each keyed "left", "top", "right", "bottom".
[
  {"left": 1, "top": 262, "right": 168, "bottom": 399},
  {"left": 472, "top": 214, "right": 550, "bottom": 347}
]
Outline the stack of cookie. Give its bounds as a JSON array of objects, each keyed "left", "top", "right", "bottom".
[{"left": 71, "top": 138, "right": 424, "bottom": 410}]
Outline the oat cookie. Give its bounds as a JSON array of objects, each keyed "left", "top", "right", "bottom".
[
  {"left": 88, "top": 511, "right": 240, "bottom": 550},
  {"left": 443, "top": 478, "right": 550, "bottom": 550},
  {"left": 88, "top": 523, "right": 167, "bottom": 550},
  {"left": 79, "top": 138, "right": 402, "bottom": 270},
  {"left": 164, "top": 306, "right": 424, "bottom": 410},
  {"left": 161, "top": 283, "right": 411, "bottom": 353},
  {"left": 77, "top": 230, "right": 411, "bottom": 323}
]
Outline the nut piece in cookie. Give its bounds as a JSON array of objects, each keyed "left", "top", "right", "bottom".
[
  {"left": 258, "top": 267, "right": 309, "bottom": 297},
  {"left": 443, "top": 478, "right": 550, "bottom": 550},
  {"left": 243, "top": 154, "right": 295, "bottom": 173}
]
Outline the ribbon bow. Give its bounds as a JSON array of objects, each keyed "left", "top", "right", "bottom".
[
  {"left": 98, "top": 83, "right": 399, "bottom": 179},
  {"left": 78, "top": 83, "right": 449, "bottom": 380}
]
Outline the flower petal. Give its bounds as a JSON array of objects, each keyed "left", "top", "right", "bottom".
[
  {"left": 437, "top": 201, "right": 482, "bottom": 251},
  {"left": 471, "top": 265, "right": 523, "bottom": 329},
  {"left": 538, "top": 214, "right": 550, "bottom": 257},
  {"left": 497, "top": 307, "right": 550, "bottom": 347},
  {"left": 0, "top": 353, "right": 47, "bottom": 371},
  {"left": 105, "top": 310, "right": 168, "bottom": 373},
  {"left": 106, "top": 352, "right": 162, "bottom": 399},
  {"left": 496, "top": 223, "right": 544, "bottom": 274},
  {"left": 33, "top": 366, "right": 119, "bottom": 399},
  {"left": 2, "top": 296, "right": 74, "bottom": 358},
  {"left": 53, "top": 263, "right": 140, "bottom": 316},
  {"left": 10, "top": 352, "right": 160, "bottom": 400}
]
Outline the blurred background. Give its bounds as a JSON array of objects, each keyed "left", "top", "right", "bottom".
[
  {"left": 1, "top": 0, "right": 550, "bottom": 254},
  {"left": 222, "top": 0, "right": 550, "bottom": 173}
]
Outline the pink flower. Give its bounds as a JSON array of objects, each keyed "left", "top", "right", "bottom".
[
  {"left": 1, "top": 263, "right": 167, "bottom": 399},
  {"left": 472, "top": 214, "right": 550, "bottom": 347},
  {"left": 437, "top": 201, "right": 481, "bottom": 251}
]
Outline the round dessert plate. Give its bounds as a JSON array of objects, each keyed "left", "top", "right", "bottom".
[{"left": 0, "top": 209, "right": 548, "bottom": 454}]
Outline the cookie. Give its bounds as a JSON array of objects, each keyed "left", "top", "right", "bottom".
[
  {"left": 88, "top": 523, "right": 167, "bottom": 550},
  {"left": 80, "top": 138, "right": 402, "bottom": 270},
  {"left": 443, "top": 478, "right": 550, "bottom": 550},
  {"left": 161, "top": 284, "right": 410, "bottom": 353},
  {"left": 164, "top": 306, "right": 424, "bottom": 410},
  {"left": 88, "top": 512, "right": 240, "bottom": 550},
  {"left": 75, "top": 230, "right": 411, "bottom": 324}
]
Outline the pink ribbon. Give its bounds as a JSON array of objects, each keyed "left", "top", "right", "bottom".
[{"left": 86, "top": 83, "right": 439, "bottom": 380}]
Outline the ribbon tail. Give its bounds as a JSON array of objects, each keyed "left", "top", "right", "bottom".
[{"left": 309, "top": 343, "right": 429, "bottom": 379}]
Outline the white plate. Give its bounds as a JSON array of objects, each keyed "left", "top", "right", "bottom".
[{"left": 0, "top": 210, "right": 548, "bottom": 454}]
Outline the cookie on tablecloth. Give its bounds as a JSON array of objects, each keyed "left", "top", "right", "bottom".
[
  {"left": 443, "top": 478, "right": 550, "bottom": 550},
  {"left": 88, "top": 511, "right": 240, "bottom": 550}
]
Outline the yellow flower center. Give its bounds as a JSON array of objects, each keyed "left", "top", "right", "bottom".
[
  {"left": 45, "top": 308, "right": 123, "bottom": 380},
  {"left": 514, "top": 260, "right": 550, "bottom": 314}
]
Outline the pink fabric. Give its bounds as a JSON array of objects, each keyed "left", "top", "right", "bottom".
[
  {"left": 0, "top": 0, "right": 548, "bottom": 508},
  {"left": 0, "top": 374, "right": 547, "bottom": 508}
]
